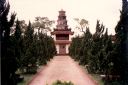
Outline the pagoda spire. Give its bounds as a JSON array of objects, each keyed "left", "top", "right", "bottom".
[{"left": 56, "top": 9, "right": 68, "bottom": 29}]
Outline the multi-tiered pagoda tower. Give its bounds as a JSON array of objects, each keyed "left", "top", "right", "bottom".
[{"left": 51, "top": 9, "right": 74, "bottom": 55}]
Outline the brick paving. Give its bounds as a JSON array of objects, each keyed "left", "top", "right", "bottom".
[{"left": 28, "top": 56, "right": 98, "bottom": 85}]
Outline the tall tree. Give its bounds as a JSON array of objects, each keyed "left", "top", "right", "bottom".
[
  {"left": 0, "top": 0, "right": 6, "bottom": 15},
  {"left": 14, "top": 19, "right": 23, "bottom": 69},
  {"left": 69, "top": 36, "right": 82, "bottom": 60},
  {"left": 74, "top": 18, "right": 89, "bottom": 32},
  {"left": 32, "top": 17, "right": 54, "bottom": 33},
  {"left": 21, "top": 21, "right": 37, "bottom": 73},
  {"left": 79, "top": 28, "right": 92, "bottom": 65},
  {"left": 37, "top": 32, "right": 56, "bottom": 65},
  {"left": 114, "top": 0, "right": 128, "bottom": 84},
  {"left": 99, "top": 29, "right": 114, "bottom": 76},
  {"left": 1, "top": 2, "right": 18, "bottom": 85},
  {"left": 88, "top": 20, "right": 105, "bottom": 73}
]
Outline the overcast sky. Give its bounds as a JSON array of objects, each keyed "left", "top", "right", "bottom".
[{"left": 9, "top": 0, "right": 122, "bottom": 35}]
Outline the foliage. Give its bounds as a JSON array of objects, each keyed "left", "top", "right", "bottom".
[
  {"left": 79, "top": 27, "right": 92, "bottom": 65},
  {"left": 52, "top": 80, "right": 74, "bottom": 85},
  {"left": 74, "top": 18, "right": 88, "bottom": 32},
  {"left": 69, "top": 20, "right": 115, "bottom": 76},
  {"left": 86, "top": 20, "right": 106, "bottom": 74},
  {"left": 1, "top": 2, "right": 56, "bottom": 84},
  {"left": 1, "top": 2, "right": 18, "bottom": 85},
  {"left": 69, "top": 36, "right": 82, "bottom": 60},
  {"left": 69, "top": 0, "right": 128, "bottom": 84},
  {"left": 20, "top": 21, "right": 56, "bottom": 73},
  {"left": 113, "top": 0, "right": 128, "bottom": 84},
  {"left": 20, "top": 21, "right": 37, "bottom": 73},
  {"left": 32, "top": 17, "right": 54, "bottom": 33},
  {"left": 37, "top": 32, "right": 56, "bottom": 65}
]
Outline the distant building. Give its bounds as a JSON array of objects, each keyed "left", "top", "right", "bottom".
[{"left": 51, "top": 9, "right": 74, "bottom": 55}]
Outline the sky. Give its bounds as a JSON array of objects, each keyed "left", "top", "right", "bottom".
[{"left": 9, "top": 0, "right": 122, "bottom": 35}]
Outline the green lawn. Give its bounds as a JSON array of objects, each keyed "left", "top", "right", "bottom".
[
  {"left": 90, "top": 74, "right": 104, "bottom": 85},
  {"left": 17, "top": 74, "right": 34, "bottom": 85}
]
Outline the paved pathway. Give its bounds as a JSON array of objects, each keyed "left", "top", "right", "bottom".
[{"left": 28, "top": 56, "right": 98, "bottom": 85}]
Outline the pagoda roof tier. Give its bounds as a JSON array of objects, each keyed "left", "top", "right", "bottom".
[
  {"left": 51, "top": 30, "right": 74, "bottom": 35},
  {"left": 53, "top": 28, "right": 71, "bottom": 31},
  {"left": 55, "top": 40, "right": 71, "bottom": 44}
]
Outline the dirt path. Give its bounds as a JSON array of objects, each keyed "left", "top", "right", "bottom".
[{"left": 28, "top": 56, "right": 98, "bottom": 85}]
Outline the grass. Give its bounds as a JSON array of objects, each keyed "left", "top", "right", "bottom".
[
  {"left": 79, "top": 65, "right": 104, "bottom": 85},
  {"left": 17, "top": 74, "right": 34, "bottom": 85},
  {"left": 51, "top": 80, "right": 74, "bottom": 85},
  {"left": 90, "top": 74, "right": 104, "bottom": 85}
]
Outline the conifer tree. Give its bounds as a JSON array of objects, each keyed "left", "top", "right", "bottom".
[
  {"left": 99, "top": 29, "right": 114, "bottom": 76},
  {"left": 14, "top": 19, "right": 23, "bottom": 68},
  {"left": 37, "top": 32, "right": 47, "bottom": 65},
  {"left": 21, "top": 21, "right": 37, "bottom": 73},
  {"left": 114, "top": 0, "right": 128, "bottom": 84},
  {"left": 1, "top": 2, "right": 18, "bottom": 85},
  {"left": 69, "top": 36, "right": 82, "bottom": 60},
  {"left": 88, "top": 20, "right": 105, "bottom": 73},
  {"left": 79, "top": 28, "right": 92, "bottom": 65}
]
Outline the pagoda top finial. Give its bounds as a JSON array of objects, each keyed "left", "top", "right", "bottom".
[
  {"left": 59, "top": 9, "right": 65, "bottom": 13},
  {"left": 61, "top": 9, "right": 64, "bottom": 11}
]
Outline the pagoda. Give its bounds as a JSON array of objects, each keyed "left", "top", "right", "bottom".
[{"left": 51, "top": 9, "right": 74, "bottom": 55}]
